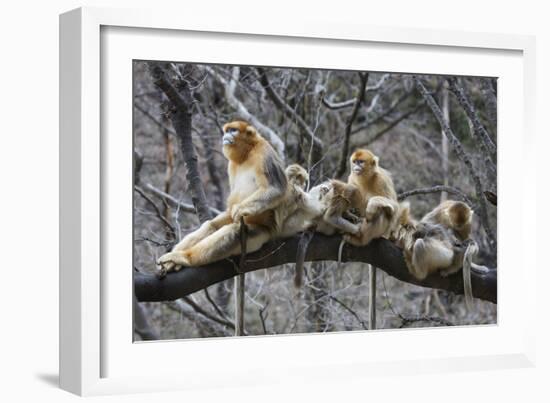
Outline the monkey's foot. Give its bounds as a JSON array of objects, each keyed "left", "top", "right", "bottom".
[
  {"left": 156, "top": 251, "right": 191, "bottom": 275},
  {"left": 156, "top": 263, "right": 183, "bottom": 279}
]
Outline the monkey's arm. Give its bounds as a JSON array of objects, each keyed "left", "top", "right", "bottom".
[
  {"left": 232, "top": 186, "right": 285, "bottom": 220},
  {"left": 324, "top": 212, "right": 361, "bottom": 235},
  {"left": 342, "top": 210, "right": 361, "bottom": 224}
]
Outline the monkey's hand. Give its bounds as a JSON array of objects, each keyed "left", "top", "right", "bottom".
[{"left": 231, "top": 204, "right": 256, "bottom": 222}]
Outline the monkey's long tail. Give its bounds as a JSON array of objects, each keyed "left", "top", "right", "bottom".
[
  {"left": 337, "top": 239, "right": 346, "bottom": 269},
  {"left": 294, "top": 230, "right": 314, "bottom": 288},
  {"left": 462, "top": 241, "right": 479, "bottom": 311}
]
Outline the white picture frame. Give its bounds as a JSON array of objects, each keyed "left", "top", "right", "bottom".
[{"left": 60, "top": 6, "right": 537, "bottom": 396}]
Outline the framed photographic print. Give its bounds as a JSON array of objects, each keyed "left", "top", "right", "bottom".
[{"left": 60, "top": 6, "right": 536, "bottom": 396}]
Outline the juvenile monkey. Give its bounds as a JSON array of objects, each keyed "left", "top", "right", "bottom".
[
  {"left": 157, "top": 121, "right": 288, "bottom": 274},
  {"left": 312, "top": 180, "right": 364, "bottom": 236},
  {"left": 344, "top": 149, "right": 401, "bottom": 246},
  {"left": 276, "top": 166, "right": 364, "bottom": 237},
  {"left": 275, "top": 170, "right": 364, "bottom": 286},
  {"left": 275, "top": 164, "right": 326, "bottom": 238}
]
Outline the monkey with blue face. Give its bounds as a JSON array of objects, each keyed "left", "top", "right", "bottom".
[
  {"left": 344, "top": 149, "right": 402, "bottom": 246},
  {"left": 157, "top": 121, "right": 288, "bottom": 275}
]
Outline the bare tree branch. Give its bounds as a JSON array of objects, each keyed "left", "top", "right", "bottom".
[
  {"left": 322, "top": 74, "right": 389, "bottom": 110},
  {"left": 256, "top": 67, "right": 324, "bottom": 152},
  {"left": 204, "top": 66, "right": 285, "bottom": 156},
  {"left": 134, "top": 101, "right": 176, "bottom": 136},
  {"left": 398, "top": 185, "right": 474, "bottom": 206},
  {"left": 413, "top": 77, "right": 495, "bottom": 250},
  {"left": 134, "top": 185, "right": 176, "bottom": 237},
  {"left": 353, "top": 102, "right": 425, "bottom": 147},
  {"left": 179, "top": 296, "right": 236, "bottom": 331},
  {"left": 149, "top": 63, "right": 212, "bottom": 223},
  {"left": 447, "top": 77, "right": 497, "bottom": 159},
  {"left": 336, "top": 72, "right": 369, "bottom": 178},
  {"left": 135, "top": 234, "right": 497, "bottom": 304},
  {"left": 164, "top": 299, "right": 232, "bottom": 336},
  {"left": 143, "top": 183, "right": 222, "bottom": 215}
]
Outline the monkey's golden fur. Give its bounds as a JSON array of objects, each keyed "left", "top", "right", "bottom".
[
  {"left": 394, "top": 200, "right": 489, "bottom": 309},
  {"left": 275, "top": 164, "right": 326, "bottom": 238},
  {"left": 396, "top": 200, "right": 475, "bottom": 279},
  {"left": 157, "top": 121, "right": 288, "bottom": 273},
  {"left": 421, "top": 200, "right": 472, "bottom": 241},
  {"left": 343, "top": 149, "right": 402, "bottom": 246},
  {"left": 310, "top": 180, "right": 364, "bottom": 235},
  {"left": 398, "top": 220, "right": 469, "bottom": 280},
  {"left": 274, "top": 166, "right": 364, "bottom": 238}
]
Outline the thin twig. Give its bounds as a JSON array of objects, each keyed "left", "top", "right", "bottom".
[
  {"left": 257, "top": 67, "right": 324, "bottom": 151},
  {"left": 398, "top": 185, "right": 474, "bottom": 207},
  {"left": 353, "top": 102, "right": 425, "bottom": 147},
  {"left": 134, "top": 186, "right": 176, "bottom": 237},
  {"left": 144, "top": 183, "right": 221, "bottom": 216}
]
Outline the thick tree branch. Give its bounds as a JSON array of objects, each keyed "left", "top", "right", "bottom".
[
  {"left": 336, "top": 72, "right": 369, "bottom": 178},
  {"left": 149, "top": 63, "right": 212, "bottom": 223},
  {"left": 135, "top": 234, "right": 497, "bottom": 304}
]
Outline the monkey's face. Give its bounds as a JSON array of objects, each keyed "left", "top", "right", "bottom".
[
  {"left": 222, "top": 121, "right": 258, "bottom": 147},
  {"left": 350, "top": 149, "right": 378, "bottom": 176}
]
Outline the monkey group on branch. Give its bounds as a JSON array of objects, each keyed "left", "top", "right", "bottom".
[{"left": 157, "top": 121, "right": 490, "bottom": 307}]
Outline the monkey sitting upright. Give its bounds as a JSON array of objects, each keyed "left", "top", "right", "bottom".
[
  {"left": 157, "top": 120, "right": 288, "bottom": 274},
  {"left": 343, "top": 148, "right": 402, "bottom": 246}
]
